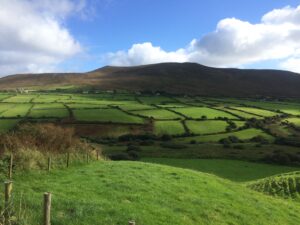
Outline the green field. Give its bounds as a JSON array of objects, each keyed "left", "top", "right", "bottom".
[
  {"left": 133, "top": 109, "right": 183, "bottom": 120},
  {"left": 286, "top": 118, "right": 300, "bottom": 127},
  {"left": 232, "top": 107, "right": 279, "bottom": 117},
  {"left": 154, "top": 120, "right": 185, "bottom": 135},
  {"left": 0, "top": 104, "right": 32, "bottom": 117},
  {"left": 2, "top": 161, "right": 300, "bottom": 225},
  {"left": 172, "top": 107, "right": 237, "bottom": 119},
  {"left": 218, "top": 107, "right": 262, "bottom": 119},
  {"left": 73, "top": 108, "right": 144, "bottom": 124},
  {"left": 4, "top": 95, "right": 36, "bottom": 103},
  {"left": 142, "top": 158, "right": 300, "bottom": 182},
  {"left": 186, "top": 120, "right": 229, "bottom": 134},
  {"left": 29, "top": 108, "right": 69, "bottom": 118},
  {"left": 179, "top": 128, "right": 274, "bottom": 143}
]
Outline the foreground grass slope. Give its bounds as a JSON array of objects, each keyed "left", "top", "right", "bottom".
[
  {"left": 3, "top": 161, "right": 300, "bottom": 225},
  {"left": 142, "top": 158, "right": 300, "bottom": 182}
]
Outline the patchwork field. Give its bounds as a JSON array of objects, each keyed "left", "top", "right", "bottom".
[
  {"left": 179, "top": 128, "right": 274, "bottom": 143},
  {"left": 0, "top": 92, "right": 299, "bottom": 148},
  {"left": 172, "top": 107, "right": 237, "bottom": 119},
  {"left": 73, "top": 108, "right": 144, "bottom": 124},
  {"left": 185, "top": 120, "right": 228, "bottom": 134},
  {"left": 133, "top": 108, "right": 183, "bottom": 120},
  {"left": 154, "top": 120, "right": 185, "bottom": 135}
]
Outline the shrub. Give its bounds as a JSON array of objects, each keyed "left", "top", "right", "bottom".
[{"left": 250, "top": 135, "right": 269, "bottom": 144}]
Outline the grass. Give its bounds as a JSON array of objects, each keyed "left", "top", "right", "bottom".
[
  {"left": 2, "top": 161, "right": 300, "bottom": 225},
  {"left": 3, "top": 95, "right": 37, "bottom": 103},
  {"left": 133, "top": 109, "right": 183, "bottom": 120},
  {"left": 141, "top": 158, "right": 300, "bottom": 182},
  {"left": 231, "top": 107, "right": 279, "bottom": 117},
  {"left": 248, "top": 171, "right": 300, "bottom": 201},
  {"left": 29, "top": 108, "right": 69, "bottom": 118},
  {"left": 154, "top": 120, "right": 185, "bottom": 135},
  {"left": 285, "top": 118, "right": 300, "bottom": 127},
  {"left": 0, "top": 119, "right": 20, "bottom": 133},
  {"left": 185, "top": 120, "right": 228, "bottom": 134},
  {"left": 172, "top": 107, "right": 237, "bottom": 119},
  {"left": 0, "top": 104, "right": 32, "bottom": 117},
  {"left": 218, "top": 107, "right": 262, "bottom": 119},
  {"left": 178, "top": 128, "right": 274, "bottom": 143},
  {"left": 73, "top": 108, "right": 145, "bottom": 124}
]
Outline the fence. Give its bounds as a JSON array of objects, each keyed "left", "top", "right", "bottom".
[{"left": 0, "top": 152, "right": 136, "bottom": 225}]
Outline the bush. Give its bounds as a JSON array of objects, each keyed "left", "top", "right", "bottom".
[
  {"left": 250, "top": 135, "right": 269, "bottom": 144},
  {"left": 14, "top": 148, "right": 46, "bottom": 171},
  {"left": 161, "top": 134, "right": 172, "bottom": 141},
  {"left": 126, "top": 145, "right": 142, "bottom": 152}
]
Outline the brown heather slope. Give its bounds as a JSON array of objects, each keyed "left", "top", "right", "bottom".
[{"left": 1, "top": 62, "right": 300, "bottom": 97}]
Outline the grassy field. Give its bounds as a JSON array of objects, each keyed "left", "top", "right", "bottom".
[
  {"left": 231, "top": 107, "right": 279, "bottom": 117},
  {"left": 185, "top": 120, "right": 228, "bottom": 134},
  {"left": 1, "top": 161, "right": 300, "bottom": 225},
  {"left": 0, "top": 104, "right": 32, "bottom": 117},
  {"left": 179, "top": 128, "right": 274, "bottom": 143},
  {"left": 73, "top": 108, "right": 145, "bottom": 124},
  {"left": 218, "top": 107, "right": 262, "bottom": 119},
  {"left": 29, "top": 108, "right": 69, "bottom": 118},
  {"left": 133, "top": 109, "right": 183, "bottom": 120},
  {"left": 142, "top": 158, "right": 300, "bottom": 182},
  {"left": 172, "top": 107, "right": 237, "bottom": 119},
  {"left": 286, "top": 118, "right": 300, "bottom": 127},
  {"left": 154, "top": 120, "right": 185, "bottom": 135}
]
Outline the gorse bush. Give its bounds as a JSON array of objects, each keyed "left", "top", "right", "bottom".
[
  {"left": 0, "top": 123, "right": 102, "bottom": 171},
  {"left": 0, "top": 123, "right": 91, "bottom": 154}
]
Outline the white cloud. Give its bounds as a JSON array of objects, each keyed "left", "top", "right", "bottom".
[
  {"left": 280, "top": 57, "right": 300, "bottom": 73},
  {"left": 0, "top": 0, "right": 84, "bottom": 76},
  {"left": 106, "top": 4, "right": 300, "bottom": 73}
]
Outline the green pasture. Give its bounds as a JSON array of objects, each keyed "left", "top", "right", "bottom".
[
  {"left": 185, "top": 120, "right": 229, "bottom": 134},
  {"left": 2, "top": 161, "right": 300, "bottom": 225},
  {"left": 142, "top": 158, "right": 300, "bottom": 182},
  {"left": 218, "top": 107, "right": 262, "bottom": 119},
  {"left": 232, "top": 107, "right": 279, "bottom": 117},
  {"left": 133, "top": 109, "right": 183, "bottom": 120},
  {"left": 0, "top": 104, "right": 32, "bottom": 117},
  {"left": 172, "top": 107, "right": 237, "bottom": 119},
  {"left": 154, "top": 120, "right": 185, "bottom": 135},
  {"left": 3, "top": 95, "right": 36, "bottom": 103},
  {"left": 73, "top": 108, "right": 144, "bottom": 124},
  {"left": 179, "top": 128, "right": 274, "bottom": 143},
  {"left": 138, "top": 96, "right": 175, "bottom": 104},
  {"left": 285, "top": 118, "right": 300, "bottom": 127}
]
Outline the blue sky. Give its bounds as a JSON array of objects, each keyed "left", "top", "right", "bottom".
[{"left": 1, "top": 0, "right": 300, "bottom": 75}]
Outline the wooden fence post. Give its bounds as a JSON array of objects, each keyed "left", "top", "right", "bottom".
[
  {"left": 129, "top": 221, "right": 136, "bottom": 225},
  {"left": 8, "top": 153, "right": 13, "bottom": 179},
  {"left": 47, "top": 157, "right": 51, "bottom": 172},
  {"left": 97, "top": 151, "right": 100, "bottom": 161},
  {"left": 43, "top": 192, "right": 51, "bottom": 225},
  {"left": 4, "top": 181, "right": 13, "bottom": 225},
  {"left": 66, "top": 153, "right": 70, "bottom": 168},
  {"left": 86, "top": 153, "right": 89, "bottom": 164}
]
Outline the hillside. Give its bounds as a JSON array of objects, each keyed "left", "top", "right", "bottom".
[
  {"left": 3, "top": 161, "right": 300, "bottom": 225},
  {"left": 1, "top": 63, "right": 300, "bottom": 97},
  {"left": 248, "top": 171, "right": 300, "bottom": 201}
]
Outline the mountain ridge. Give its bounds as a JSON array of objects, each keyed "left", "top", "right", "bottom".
[{"left": 1, "top": 62, "right": 300, "bottom": 98}]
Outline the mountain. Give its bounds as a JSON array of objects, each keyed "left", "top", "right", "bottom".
[{"left": 1, "top": 62, "right": 300, "bottom": 98}]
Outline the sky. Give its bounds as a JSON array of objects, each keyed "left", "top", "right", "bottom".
[{"left": 1, "top": 0, "right": 300, "bottom": 76}]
